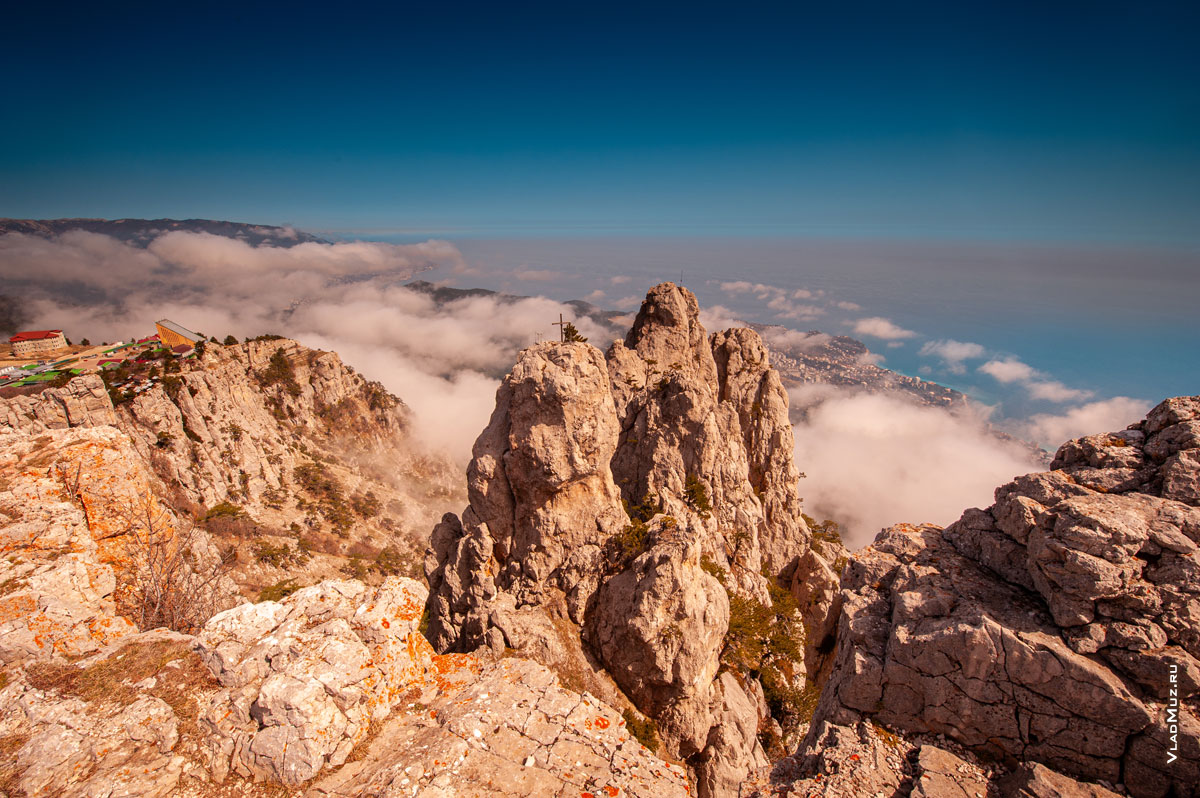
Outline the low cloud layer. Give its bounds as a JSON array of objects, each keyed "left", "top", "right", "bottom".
[
  {"left": 979, "top": 356, "right": 1093, "bottom": 403},
  {"left": 1020, "top": 397, "right": 1152, "bottom": 449},
  {"left": 3, "top": 231, "right": 614, "bottom": 459},
  {"left": 919, "top": 339, "right": 985, "bottom": 374},
  {"left": 852, "top": 316, "right": 917, "bottom": 341},
  {"left": 791, "top": 388, "right": 1041, "bottom": 549},
  {"left": 4, "top": 230, "right": 1156, "bottom": 550}
]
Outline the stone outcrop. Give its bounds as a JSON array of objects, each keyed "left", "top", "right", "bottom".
[
  {"left": 0, "top": 374, "right": 117, "bottom": 431},
  {"left": 0, "top": 637, "right": 191, "bottom": 798},
  {"left": 426, "top": 283, "right": 843, "bottom": 797},
  {"left": 196, "top": 576, "right": 435, "bottom": 784},
  {"left": 0, "top": 339, "right": 459, "bottom": 537},
  {"left": 115, "top": 338, "right": 412, "bottom": 515},
  {"left": 0, "top": 327, "right": 698, "bottom": 797},
  {"left": 0, "top": 568, "right": 691, "bottom": 797},
  {"left": 798, "top": 396, "right": 1200, "bottom": 798},
  {"left": 0, "top": 424, "right": 208, "bottom": 663},
  {"left": 309, "top": 656, "right": 691, "bottom": 798}
]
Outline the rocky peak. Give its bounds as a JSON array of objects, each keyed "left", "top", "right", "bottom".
[
  {"left": 621, "top": 282, "right": 718, "bottom": 387},
  {"left": 426, "top": 283, "right": 842, "bottom": 797},
  {"left": 793, "top": 395, "right": 1200, "bottom": 798}
]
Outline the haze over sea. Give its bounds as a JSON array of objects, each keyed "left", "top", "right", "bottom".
[{"left": 342, "top": 231, "right": 1200, "bottom": 425}]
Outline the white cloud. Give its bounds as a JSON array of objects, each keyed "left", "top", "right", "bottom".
[
  {"left": 5, "top": 232, "right": 614, "bottom": 463},
  {"left": 852, "top": 317, "right": 917, "bottom": 340},
  {"left": 610, "top": 275, "right": 631, "bottom": 285},
  {"left": 919, "top": 339, "right": 986, "bottom": 374},
  {"left": 759, "top": 328, "right": 832, "bottom": 352},
  {"left": 767, "top": 294, "right": 825, "bottom": 321},
  {"left": 834, "top": 300, "right": 862, "bottom": 311},
  {"left": 1026, "top": 380, "right": 1093, "bottom": 403},
  {"left": 792, "top": 390, "right": 1041, "bottom": 548},
  {"left": 978, "top": 357, "right": 1093, "bottom": 403},
  {"left": 698, "top": 304, "right": 746, "bottom": 332},
  {"left": 1021, "top": 397, "right": 1152, "bottom": 449},
  {"left": 979, "top": 357, "right": 1038, "bottom": 383},
  {"left": 720, "top": 280, "right": 757, "bottom": 294}
]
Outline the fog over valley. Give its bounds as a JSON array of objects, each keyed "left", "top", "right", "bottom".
[{"left": 4, "top": 224, "right": 1185, "bottom": 546}]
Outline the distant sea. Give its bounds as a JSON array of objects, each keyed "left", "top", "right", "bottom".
[{"left": 350, "top": 234, "right": 1200, "bottom": 420}]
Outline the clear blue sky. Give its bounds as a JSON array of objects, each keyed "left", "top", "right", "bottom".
[{"left": 3, "top": 0, "right": 1198, "bottom": 244}]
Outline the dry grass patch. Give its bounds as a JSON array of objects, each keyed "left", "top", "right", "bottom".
[
  {"left": 0, "top": 732, "right": 30, "bottom": 794},
  {"left": 25, "top": 639, "right": 202, "bottom": 706}
]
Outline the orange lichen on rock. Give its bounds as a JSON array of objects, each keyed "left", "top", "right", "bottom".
[{"left": 431, "top": 652, "right": 483, "bottom": 693}]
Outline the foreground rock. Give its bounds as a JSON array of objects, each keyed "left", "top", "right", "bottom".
[
  {"left": 0, "top": 339, "right": 464, "bottom": 588},
  {"left": 427, "top": 283, "right": 844, "bottom": 796},
  {"left": 310, "top": 656, "right": 689, "bottom": 798},
  {"left": 0, "top": 573, "right": 691, "bottom": 796},
  {"left": 196, "top": 577, "right": 435, "bottom": 784},
  {"left": 797, "top": 396, "right": 1200, "bottom": 798},
  {"left": 0, "top": 424, "right": 230, "bottom": 663}
]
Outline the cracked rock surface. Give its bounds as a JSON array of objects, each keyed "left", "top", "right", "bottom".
[
  {"left": 426, "top": 283, "right": 843, "bottom": 797},
  {"left": 797, "top": 396, "right": 1200, "bottom": 798}
]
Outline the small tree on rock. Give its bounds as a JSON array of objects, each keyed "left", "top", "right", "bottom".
[{"left": 562, "top": 322, "right": 588, "bottom": 343}]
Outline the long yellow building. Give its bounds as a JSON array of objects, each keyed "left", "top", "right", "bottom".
[{"left": 154, "top": 319, "right": 203, "bottom": 349}]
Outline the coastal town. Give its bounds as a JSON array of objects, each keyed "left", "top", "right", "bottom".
[{"left": 0, "top": 319, "right": 204, "bottom": 391}]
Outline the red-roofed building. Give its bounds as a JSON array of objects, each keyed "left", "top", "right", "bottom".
[{"left": 9, "top": 330, "right": 67, "bottom": 357}]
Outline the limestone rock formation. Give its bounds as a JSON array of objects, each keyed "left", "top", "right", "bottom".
[
  {"left": 196, "top": 576, "right": 434, "bottom": 784},
  {"left": 308, "top": 656, "right": 691, "bottom": 798},
  {"left": 797, "top": 396, "right": 1200, "bottom": 798},
  {"left": 1, "top": 339, "right": 458, "bottom": 536},
  {"left": 0, "top": 424, "right": 225, "bottom": 663},
  {"left": 0, "top": 566, "right": 691, "bottom": 797},
  {"left": 0, "top": 331, "right": 693, "bottom": 797},
  {"left": 0, "top": 374, "right": 117, "bottom": 431},
  {"left": 114, "top": 338, "right": 412, "bottom": 515},
  {"left": 426, "top": 283, "right": 842, "bottom": 797}
]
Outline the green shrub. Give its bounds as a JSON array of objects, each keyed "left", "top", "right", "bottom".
[
  {"left": 685, "top": 473, "right": 712, "bottom": 518},
  {"left": 623, "top": 492, "right": 660, "bottom": 523},
  {"left": 615, "top": 519, "right": 649, "bottom": 558},
  {"left": 342, "top": 557, "right": 369, "bottom": 580},
  {"left": 374, "top": 545, "right": 406, "bottom": 576},
  {"left": 258, "top": 578, "right": 301, "bottom": 602},
  {"left": 351, "top": 491, "right": 381, "bottom": 518},
  {"left": 202, "top": 501, "right": 245, "bottom": 521},
  {"left": 803, "top": 513, "right": 842, "bottom": 547},
  {"left": 724, "top": 593, "right": 772, "bottom": 673},
  {"left": 719, "top": 575, "right": 808, "bottom": 724},
  {"left": 253, "top": 540, "right": 307, "bottom": 568},
  {"left": 622, "top": 708, "right": 659, "bottom": 751},
  {"left": 700, "top": 554, "right": 727, "bottom": 586},
  {"left": 257, "top": 347, "right": 301, "bottom": 397}
]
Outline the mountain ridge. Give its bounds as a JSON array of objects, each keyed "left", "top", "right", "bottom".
[{"left": 0, "top": 217, "right": 328, "bottom": 248}]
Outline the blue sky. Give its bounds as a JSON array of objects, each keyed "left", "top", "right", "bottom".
[{"left": 3, "top": 0, "right": 1198, "bottom": 244}]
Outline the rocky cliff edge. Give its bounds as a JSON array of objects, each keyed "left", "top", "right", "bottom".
[{"left": 425, "top": 283, "right": 847, "bottom": 797}]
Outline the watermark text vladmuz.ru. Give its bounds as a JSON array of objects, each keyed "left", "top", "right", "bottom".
[{"left": 1167, "top": 664, "right": 1179, "bottom": 765}]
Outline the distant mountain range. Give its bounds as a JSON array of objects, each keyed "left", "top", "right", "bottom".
[{"left": 0, "top": 217, "right": 327, "bottom": 248}]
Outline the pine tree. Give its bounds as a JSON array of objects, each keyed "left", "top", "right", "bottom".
[{"left": 562, "top": 322, "right": 588, "bottom": 343}]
